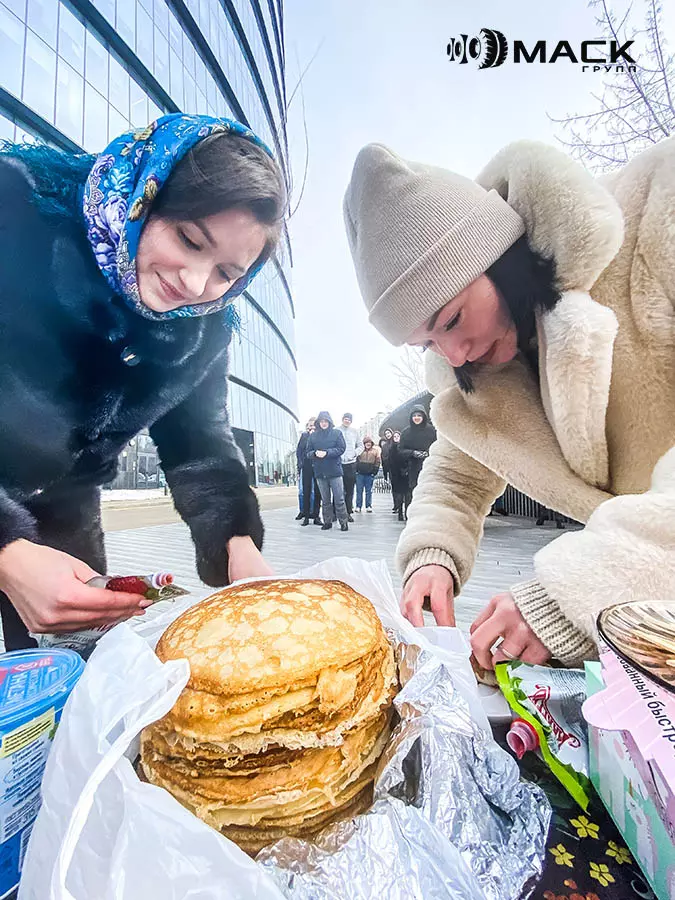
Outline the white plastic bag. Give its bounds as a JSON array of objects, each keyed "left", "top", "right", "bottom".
[{"left": 18, "top": 558, "right": 485, "bottom": 900}]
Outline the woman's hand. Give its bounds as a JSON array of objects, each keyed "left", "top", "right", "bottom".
[
  {"left": 0, "top": 539, "right": 148, "bottom": 633},
  {"left": 470, "top": 592, "right": 551, "bottom": 670},
  {"left": 401, "top": 564, "right": 455, "bottom": 627},
  {"left": 227, "top": 535, "right": 273, "bottom": 583}
]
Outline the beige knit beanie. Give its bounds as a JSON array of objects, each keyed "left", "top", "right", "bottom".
[{"left": 343, "top": 144, "right": 525, "bottom": 346}]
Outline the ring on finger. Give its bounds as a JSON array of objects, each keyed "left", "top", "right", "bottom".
[
  {"left": 500, "top": 646, "right": 518, "bottom": 661},
  {"left": 489, "top": 635, "right": 505, "bottom": 656}
]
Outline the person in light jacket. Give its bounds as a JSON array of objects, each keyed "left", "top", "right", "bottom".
[
  {"left": 338, "top": 412, "right": 363, "bottom": 520},
  {"left": 344, "top": 137, "right": 675, "bottom": 670}
]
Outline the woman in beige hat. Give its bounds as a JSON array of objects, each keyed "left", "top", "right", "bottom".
[{"left": 344, "top": 138, "right": 675, "bottom": 670}]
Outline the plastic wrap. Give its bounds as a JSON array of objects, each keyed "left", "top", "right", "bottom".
[{"left": 19, "top": 557, "right": 550, "bottom": 900}]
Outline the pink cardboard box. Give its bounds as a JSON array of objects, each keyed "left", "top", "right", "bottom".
[{"left": 583, "top": 644, "right": 675, "bottom": 898}]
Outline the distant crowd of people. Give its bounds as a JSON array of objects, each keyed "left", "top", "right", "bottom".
[{"left": 295, "top": 408, "right": 437, "bottom": 530}]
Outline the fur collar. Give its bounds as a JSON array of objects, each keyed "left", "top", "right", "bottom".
[
  {"left": 423, "top": 142, "right": 627, "bottom": 493},
  {"left": 425, "top": 287, "right": 619, "bottom": 493},
  {"left": 537, "top": 290, "right": 618, "bottom": 488},
  {"left": 476, "top": 140, "right": 624, "bottom": 292}
]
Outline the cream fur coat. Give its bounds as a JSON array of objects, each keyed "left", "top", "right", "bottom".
[{"left": 397, "top": 137, "right": 675, "bottom": 665}]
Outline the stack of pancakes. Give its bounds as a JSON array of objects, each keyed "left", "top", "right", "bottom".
[{"left": 140, "top": 579, "right": 397, "bottom": 853}]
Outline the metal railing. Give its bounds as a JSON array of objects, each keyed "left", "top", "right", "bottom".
[{"left": 370, "top": 475, "right": 577, "bottom": 524}]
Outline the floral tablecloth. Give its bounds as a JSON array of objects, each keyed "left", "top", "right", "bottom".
[{"left": 519, "top": 753, "right": 657, "bottom": 900}]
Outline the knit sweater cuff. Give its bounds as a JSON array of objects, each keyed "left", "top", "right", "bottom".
[
  {"left": 511, "top": 579, "right": 598, "bottom": 667},
  {"left": 402, "top": 549, "right": 460, "bottom": 594}
]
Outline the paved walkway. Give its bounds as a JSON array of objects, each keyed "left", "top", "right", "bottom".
[{"left": 105, "top": 491, "right": 574, "bottom": 632}]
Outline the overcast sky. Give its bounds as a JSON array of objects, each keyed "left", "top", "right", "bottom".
[{"left": 283, "top": 0, "right": 674, "bottom": 429}]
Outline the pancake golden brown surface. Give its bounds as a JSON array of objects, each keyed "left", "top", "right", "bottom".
[
  {"left": 156, "top": 579, "right": 383, "bottom": 695},
  {"left": 142, "top": 578, "right": 398, "bottom": 854}
]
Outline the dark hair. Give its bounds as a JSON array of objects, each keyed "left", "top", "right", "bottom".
[
  {"left": 453, "top": 235, "right": 560, "bottom": 393},
  {"left": 153, "top": 132, "right": 288, "bottom": 268}
]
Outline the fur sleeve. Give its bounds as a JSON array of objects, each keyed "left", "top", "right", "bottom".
[
  {"left": 396, "top": 434, "right": 505, "bottom": 589},
  {"left": 513, "top": 446, "right": 675, "bottom": 665},
  {"left": 0, "top": 490, "right": 39, "bottom": 552},
  {"left": 149, "top": 346, "right": 263, "bottom": 587}
]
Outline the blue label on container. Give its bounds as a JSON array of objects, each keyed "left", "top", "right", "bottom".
[{"left": 0, "top": 651, "right": 84, "bottom": 898}]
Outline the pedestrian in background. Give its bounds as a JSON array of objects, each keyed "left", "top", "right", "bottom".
[
  {"left": 338, "top": 412, "right": 363, "bottom": 522},
  {"left": 398, "top": 406, "right": 436, "bottom": 520},
  {"left": 379, "top": 428, "right": 394, "bottom": 488},
  {"left": 296, "top": 418, "right": 322, "bottom": 526},
  {"left": 355, "top": 436, "right": 380, "bottom": 512},
  {"left": 307, "top": 412, "right": 349, "bottom": 532},
  {"left": 389, "top": 431, "right": 407, "bottom": 520},
  {"left": 295, "top": 419, "right": 313, "bottom": 520}
]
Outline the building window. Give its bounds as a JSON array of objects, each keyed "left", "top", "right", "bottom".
[
  {"left": 55, "top": 58, "right": 84, "bottom": 144},
  {"left": 85, "top": 29, "right": 108, "bottom": 95},
  {"left": 58, "top": 4, "right": 85, "bottom": 74},
  {"left": 108, "top": 105, "right": 129, "bottom": 141},
  {"left": 135, "top": 4, "right": 154, "bottom": 70},
  {"left": 109, "top": 54, "right": 130, "bottom": 118},
  {"left": 27, "top": 0, "right": 58, "bottom": 50},
  {"left": 83, "top": 81, "right": 108, "bottom": 150},
  {"left": 115, "top": 0, "right": 136, "bottom": 48},
  {"left": 23, "top": 30, "right": 56, "bottom": 122},
  {"left": 130, "top": 76, "right": 148, "bottom": 126},
  {"left": 0, "top": 5, "right": 25, "bottom": 99}
]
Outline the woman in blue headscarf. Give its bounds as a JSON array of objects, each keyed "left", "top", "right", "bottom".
[{"left": 0, "top": 114, "right": 287, "bottom": 650}]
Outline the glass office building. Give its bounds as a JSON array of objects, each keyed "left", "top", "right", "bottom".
[{"left": 0, "top": 0, "right": 298, "bottom": 487}]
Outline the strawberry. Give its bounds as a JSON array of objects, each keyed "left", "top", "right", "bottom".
[{"left": 106, "top": 576, "right": 148, "bottom": 595}]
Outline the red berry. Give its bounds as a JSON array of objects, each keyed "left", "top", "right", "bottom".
[{"left": 106, "top": 576, "right": 148, "bottom": 595}]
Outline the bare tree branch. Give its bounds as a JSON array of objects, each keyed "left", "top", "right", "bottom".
[
  {"left": 286, "top": 41, "right": 324, "bottom": 219},
  {"left": 551, "top": 0, "right": 675, "bottom": 170},
  {"left": 391, "top": 347, "right": 426, "bottom": 402}
]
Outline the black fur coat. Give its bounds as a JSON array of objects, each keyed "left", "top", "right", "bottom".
[{"left": 0, "top": 158, "right": 263, "bottom": 591}]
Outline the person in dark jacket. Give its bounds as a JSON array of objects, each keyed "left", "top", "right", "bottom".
[
  {"left": 379, "top": 428, "right": 393, "bottom": 480},
  {"left": 379, "top": 427, "right": 394, "bottom": 510},
  {"left": 398, "top": 405, "right": 437, "bottom": 520},
  {"left": 389, "top": 431, "right": 408, "bottom": 520},
  {"left": 295, "top": 419, "right": 322, "bottom": 526},
  {"left": 0, "top": 114, "right": 287, "bottom": 650},
  {"left": 306, "top": 412, "right": 349, "bottom": 532},
  {"left": 355, "top": 437, "right": 380, "bottom": 512}
]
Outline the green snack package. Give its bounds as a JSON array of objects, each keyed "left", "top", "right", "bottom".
[{"left": 496, "top": 660, "right": 593, "bottom": 810}]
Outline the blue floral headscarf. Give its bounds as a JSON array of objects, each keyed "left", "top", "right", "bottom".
[{"left": 82, "top": 114, "right": 274, "bottom": 321}]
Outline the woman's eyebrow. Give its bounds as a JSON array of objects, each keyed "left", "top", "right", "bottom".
[
  {"left": 195, "top": 220, "right": 246, "bottom": 275},
  {"left": 195, "top": 219, "right": 217, "bottom": 247},
  {"left": 426, "top": 308, "right": 442, "bottom": 332}
]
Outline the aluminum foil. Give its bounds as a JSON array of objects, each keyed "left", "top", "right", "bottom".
[{"left": 257, "top": 640, "right": 551, "bottom": 900}]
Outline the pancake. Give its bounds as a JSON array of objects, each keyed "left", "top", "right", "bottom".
[
  {"left": 159, "top": 636, "right": 391, "bottom": 744},
  {"left": 213, "top": 785, "right": 374, "bottom": 856},
  {"left": 156, "top": 579, "right": 384, "bottom": 697},
  {"left": 147, "top": 636, "right": 397, "bottom": 755},
  {"left": 141, "top": 713, "right": 389, "bottom": 804},
  {"left": 143, "top": 578, "right": 398, "bottom": 854},
  {"left": 143, "top": 757, "right": 378, "bottom": 832},
  {"left": 143, "top": 726, "right": 305, "bottom": 775}
]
